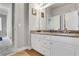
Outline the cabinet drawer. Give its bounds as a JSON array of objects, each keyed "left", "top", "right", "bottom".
[
  {"left": 41, "top": 39, "right": 53, "bottom": 47},
  {"left": 40, "top": 46, "right": 51, "bottom": 56},
  {"left": 53, "top": 41, "right": 75, "bottom": 48}
]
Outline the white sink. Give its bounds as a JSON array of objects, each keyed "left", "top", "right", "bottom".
[{"left": 52, "top": 33, "right": 77, "bottom": 36}]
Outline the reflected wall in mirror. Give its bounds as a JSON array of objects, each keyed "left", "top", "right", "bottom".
[
  {"left": 47, "top": 15, "right": 60, "bottom": 30},
  {"left": 64, "top": 11, "right": 79, "bottom": 31},
  {"left": 39, "top": 9, "right": 47, "bottom": 30}
]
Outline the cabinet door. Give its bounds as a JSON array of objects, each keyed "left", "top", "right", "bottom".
[
  {"left": 31, "top": 34, "right": 51, "bottom": 55},
  {"left": 39, "top": 36, "right": 52, "bottom": 56},
  {"left": 75, "top": 47, "right": 79, "bottom": 56},
  {"left": 40, "top": 46, "right": 51, "bottom": 56},
  {"left": 31, "top": 34, "right": 41, "bottom": 52},
  {"left": 52, "top": 41, "right": 76, "bottom": 56},
  {"left": 65, "top": 11, "right": 79, "bottom": 30}
]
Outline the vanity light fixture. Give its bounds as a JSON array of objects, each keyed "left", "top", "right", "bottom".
[
  {"left": 32, "top": 8, "right": 36, "bottom": 15},
  {"left": 41, "top": 12, "right": 44, "bottom": 18},
  {"left": 32, "top": 4, "right": 40, "bottom": 16}
]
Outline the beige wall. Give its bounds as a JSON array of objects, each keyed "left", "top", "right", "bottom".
[
  {"left": 14, "top": 3, "right": 30, "bottom": 50},
  {"left": 24, "top": 4, "right": 30, "bottom": 49}
]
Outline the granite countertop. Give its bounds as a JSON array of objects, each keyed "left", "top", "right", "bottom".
[{"left": 31, "top": 30, "right": 79, "bottom": 38}]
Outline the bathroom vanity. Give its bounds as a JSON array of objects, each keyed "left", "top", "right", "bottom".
[
  {"left": 29, "top": 3, "right": 79, "bottom": 56},
  {"left": 31, "top": 31, "right": 79, "bottom": 56}
]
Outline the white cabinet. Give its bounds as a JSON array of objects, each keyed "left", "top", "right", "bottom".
[
  {"left": 65, "top": 11, "right": 79, "bottom": 30},
  {"left": 31, "top": 34, "right": 79, "bottom": 56},
  {"left": 50, "top": 36, "right": 76, "bottom": 56},
  {"left": 31, "top": 34, "right": 41, "bottom": 52},
  {"left": 52, "top": 41, "right": 76, "bottom": 56},
  {"left": 31, "top": 34, "right": 51, "bottom": 55},
  {"left": 40, "top": 46, "right": 50, "bottom": 56},
  {"left": 39, "top": 35, "right": 52, "bottom": 56}
]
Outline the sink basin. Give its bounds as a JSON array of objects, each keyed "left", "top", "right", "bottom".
[{"left": 51, "top": 32, "right": 77, "bottom": 36}]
